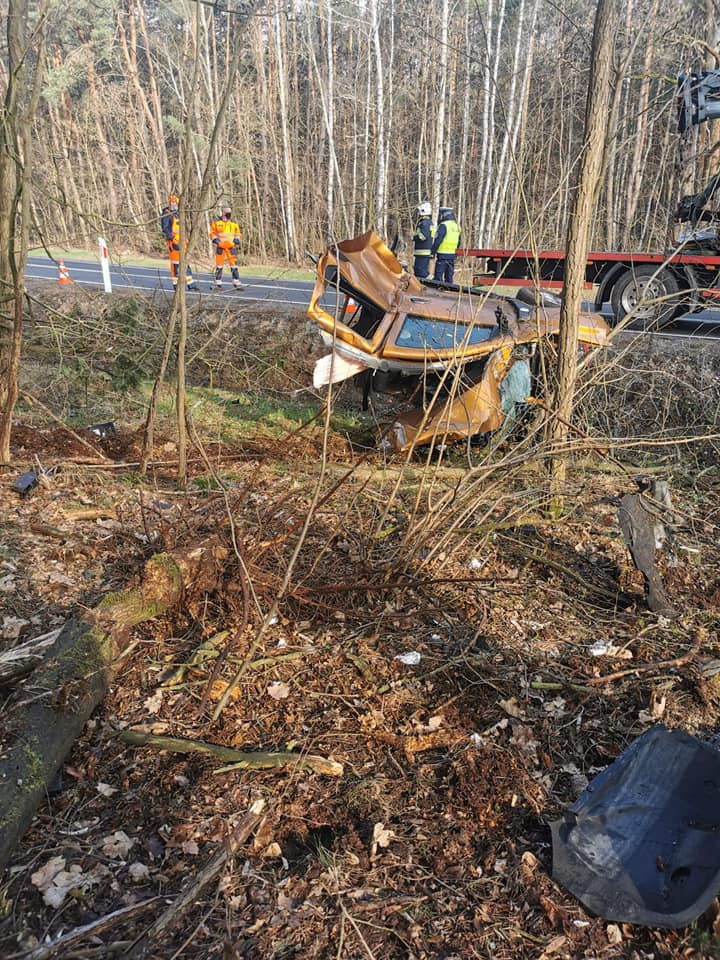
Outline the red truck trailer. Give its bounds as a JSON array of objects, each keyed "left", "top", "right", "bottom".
[{"left": 457, "top": 244, "right": 720, "bottom": 327}]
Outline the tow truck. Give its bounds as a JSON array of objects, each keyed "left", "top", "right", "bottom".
[{"left": 457, "top": 71, "right": 720, "bottom": 328}]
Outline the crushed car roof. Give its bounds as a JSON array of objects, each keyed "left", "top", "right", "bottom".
[{"left": 307, "top": 231, "right": 610, "bottom": 451}]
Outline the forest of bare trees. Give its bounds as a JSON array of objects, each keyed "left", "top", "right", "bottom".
[{"left": 1, "top": 0, "right": 716, "bottom": 262}]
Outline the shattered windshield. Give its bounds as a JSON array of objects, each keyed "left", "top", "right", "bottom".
[{"left": 396, "top": 315, "right": 494, "bottom": 351}]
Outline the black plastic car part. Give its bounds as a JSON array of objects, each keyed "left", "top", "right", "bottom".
[
  {"left": 12, "top": 472, "right": 38, "bottom": 497},
  {"left": 551, "top": 725, "right": 720, "bottom": 928}
]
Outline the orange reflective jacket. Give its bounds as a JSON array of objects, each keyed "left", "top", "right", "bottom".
[{"left": 210, "top": 218, "right": 242, "bottom": 249}]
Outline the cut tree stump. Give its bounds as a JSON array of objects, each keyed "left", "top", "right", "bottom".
[{"left": 0, "top": 541, "right": 228, "bottom": 871}]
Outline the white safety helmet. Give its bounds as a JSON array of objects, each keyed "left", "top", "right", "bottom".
[{"left": 416, "top": 201, "right": 431, "bottom": 218}]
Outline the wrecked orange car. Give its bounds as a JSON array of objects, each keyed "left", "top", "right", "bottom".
[{"left": 308, "top": 231, "right": 610, "bottom": 453}]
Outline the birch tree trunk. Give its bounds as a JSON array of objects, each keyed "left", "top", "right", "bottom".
[
  {"left": 326, "top": 0, "right": 335, "bottom": 234},
  {"left": 431, "top": 0, "right": 449, "bottom": 217},
  {"left": 479, "top": 0, "right": 506, "bottom": 242},
  {"left": 487, "top": 0, "right": 532, "bottom": 242},
  {"left": 622, "top": 35, "right": 655, "bottom": 246},
  {"left": 549, "top": 0, "right": 618, "bottom": 511},
  {"left": 370, "top": 0, "right": 386, "bottom": 237},
  {"left": 273, "top": 0, "right": 297, "bottom": 260},
  {"left": 457, "top": 0, "right": 472, "bottom": 230}
]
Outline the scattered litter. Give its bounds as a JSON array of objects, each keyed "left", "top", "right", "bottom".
[
  {"left": 552, "top": 725, "right": 720, "bottom": 928},
  {"left": 589, "top": 640, "right": 633, "bottom": 659},
  {"left": 589, "top": 640, "right": 610, "bottom": 656},
  {"left": 267, "top": 681, "right": 290, "bottom": 700},
  {"left": 468, "top": 557, "right": 484, "bottom": 571},
  {"left": 394, "top": 651, "right": 421, "bottom": 666},
  {"left": 96, "top": 782, "right": 118, "bottom": 798},
  {"left": 86, "top": 421, "right": 116, "bottom": 438},
  {"left": 12, "top": 471, "right": 38, "bottom": 497}
]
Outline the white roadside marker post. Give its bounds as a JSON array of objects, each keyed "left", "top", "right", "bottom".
[{"left": 98, "top": 237, "right": 112, "bottom": 293}]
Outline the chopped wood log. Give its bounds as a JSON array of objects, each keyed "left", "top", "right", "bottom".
[
  {"left": 62, "top": 506, "right": 118, "bottom": 522},
  {"left": 118, "top": 730, "right": 344, "bottom": 777},
  {"left": 0, "top": 540, "right": 229, "bottom": 871}
]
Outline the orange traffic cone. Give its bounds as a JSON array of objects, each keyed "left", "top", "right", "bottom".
[
  {"left": 58, "top": 260, "right": 74, "bottom": 286},
  {"left": 345, "top": 297, "right": 358, "bottom": 317}
]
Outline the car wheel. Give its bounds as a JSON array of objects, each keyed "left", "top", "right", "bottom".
[{"left": 610, "top": 265, "right": 681, "bottom": 329}]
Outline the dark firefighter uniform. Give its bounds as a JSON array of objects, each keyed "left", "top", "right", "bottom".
[
  {"left": 413, "top": 203, "right": 434, "bottom": 279},
  {"left": 161, "top": 195, "right": 198, "bottom": 290},
  {"left": 431, "top": 208, "right": 461, "bottom": 284},
  {"left": 209, "top": 208, "right": 246, "bottom": 289}
]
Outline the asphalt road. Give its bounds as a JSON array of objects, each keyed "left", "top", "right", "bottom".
[
  {"left": 26, "top": 254, "right": 720, "bottom": 338},
  {"left": 26, "top": 255, "right": 316, "bottom": 307}
]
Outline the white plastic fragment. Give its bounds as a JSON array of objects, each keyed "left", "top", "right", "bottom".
[
  {"left": 393, "top": 651, "right": 421, "bottom": 666},
  {"left": 589, "top": 641, "right": 610, "bottom": 656}
]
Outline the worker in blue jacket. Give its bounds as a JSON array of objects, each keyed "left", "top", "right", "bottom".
[
  {"left": 431, "top": 207, "right": 461, "bottom": 284},
  {"left": 412, "top": 201, "right": 434, "bottom": 279}
]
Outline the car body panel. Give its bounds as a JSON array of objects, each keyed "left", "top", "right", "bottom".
[{"left": 307, "top": 231, "right": 610, "bottom": 453}]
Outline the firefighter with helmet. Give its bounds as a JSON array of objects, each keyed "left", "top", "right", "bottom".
[
  {"left": 209, "top": 206, "right": 246, "bottom": 290},
  {"left": 431, "top": 206, "right": 461, "bottom": 284},
  {"left": 160, "top": 194, "right": 199, "bottom": 291},
  {"left": 412, "top": 201, "right": 434, "bottom": 279}
]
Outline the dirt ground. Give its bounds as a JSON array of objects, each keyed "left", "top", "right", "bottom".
[{"left": 1, "top": 295, "right": 720, "bottom": 960}]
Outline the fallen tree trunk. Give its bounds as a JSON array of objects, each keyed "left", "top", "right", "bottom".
[{"left": 0, "top": 540, "right": 228, "bottom": 871}]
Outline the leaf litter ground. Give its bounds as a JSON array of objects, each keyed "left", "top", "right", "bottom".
[{"left": 2, "top": 304, "right": 720, "bottom": 960}]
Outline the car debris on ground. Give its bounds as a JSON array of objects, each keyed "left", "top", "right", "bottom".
[{"left": 552, "top": 725, "right": 720, "bottom": 928}]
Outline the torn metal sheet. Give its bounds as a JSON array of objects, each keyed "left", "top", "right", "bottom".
[
  {"left": 307, "top": 231, "right": 609, "bottom": 452},
  {"left": 551, "top": 725, "right": 720, "bottom": 928},
  {"left": 313, "top": 353, "right": 368, "bottom": 389}
]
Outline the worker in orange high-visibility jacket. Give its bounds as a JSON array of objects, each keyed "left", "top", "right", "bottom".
[
  {"left": 209, "top": 207, "right": 246, "bottom": 290},
  {"left": 160, "top": 194, "right": 199, "bottom": 291}
]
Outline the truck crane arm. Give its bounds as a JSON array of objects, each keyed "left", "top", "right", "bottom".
[{"left": 677, "top": 72, "right": 720, "bottom": 224}]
